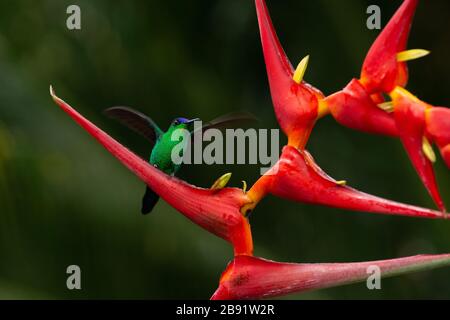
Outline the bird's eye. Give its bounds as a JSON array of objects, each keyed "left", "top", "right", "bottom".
[{"left": 173, "top": 119, "right": 180, "bottom": 125}]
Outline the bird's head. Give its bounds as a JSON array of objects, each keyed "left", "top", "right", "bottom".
[{"left": 170, "top": 117, "right": 200, "bottom": 130}]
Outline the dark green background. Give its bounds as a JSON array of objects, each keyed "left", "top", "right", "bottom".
[{"left": 0, "top": 0, "right": 449, "bottom": 299}]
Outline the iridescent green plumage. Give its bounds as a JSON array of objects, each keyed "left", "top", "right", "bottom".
[{"left": 150, "top": 121, "right": 191, "bottom": 174}]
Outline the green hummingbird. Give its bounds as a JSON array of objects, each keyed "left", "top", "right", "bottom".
[{"left": 104, "top": 107, "right": 256, "bottom": 214}]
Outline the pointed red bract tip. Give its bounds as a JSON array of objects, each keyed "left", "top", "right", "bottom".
[
  {"left": 361, "top": 0, "right": 419, "bottom": 93},
  {"left": 426, "top": 107, "right": 450, "bottom": 169},
  {"left": 255, "top": 0, "right": 293, "bottom": 82},
  {"left": 391, "top": 87, "right": 446, "bottom": 212},
  {"left": 325, "top": 79, "right": 398, "bottom": 137},
  {"left": 255, "top": 0, "right": 322, "bottom": 149},
  {"left": 49, "top": 86, "right": 254, "bottom": 255},
  {"left": 211, "top": 254, "right": 450, "bottom": 300},
  {"left": 247, "top": 145, "right": 446, "bottom": 219}
]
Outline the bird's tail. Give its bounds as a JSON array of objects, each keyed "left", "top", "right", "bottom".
[{"left": 141, "top": 186, "right": 160, "bottom": 214}]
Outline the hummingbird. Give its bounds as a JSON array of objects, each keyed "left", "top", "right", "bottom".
[{"left": 104, "top": 107, "right": 257, "bottom": 214}]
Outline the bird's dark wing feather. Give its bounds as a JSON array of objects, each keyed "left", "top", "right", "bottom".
[
  {"left": 198, "top": 111, "right": 258, "bottom": 132},
  {"left": 104, "top": 107, "right": 163, "bottom": 145}
]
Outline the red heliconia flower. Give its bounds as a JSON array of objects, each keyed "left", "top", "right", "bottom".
[
  {"left": 360, "top": 0, "right": 418, "bottom": 94},
  {"left": 321, "top": 0, "right": 448, "bottom": 212},
  {"left": 242, "top": 145, "right": 446, "bottom": 219},
  {"left": 256, "top": 0, "right": 447, "bottom": 213},
  {"left": 255, "top": 0, "right": 326, "bottom": 149},
  {"left": 390, "top": 87, "right": 445, "bottom": 211},
  {"left": 50, "top": 87, "right": 254, "bottom": 256},
  {"left": 325, "top": 0, "right": 421, "bottom": 136},
  {"left": 325, "top": 0, "right": 420, "bottom": 133},
  {"left": 426, "top": 107, "right": 450, "bottom": 168},
  {"left": 211, "top": 254, "right": 450, "bottom": 300}
]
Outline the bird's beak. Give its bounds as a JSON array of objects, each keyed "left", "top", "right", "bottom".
[{"left": 186, "top": 118, "right": 200, "bottom": 124}]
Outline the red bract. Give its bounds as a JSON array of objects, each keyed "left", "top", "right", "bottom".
[
  {"left": 390, "top": 87, "right": 445, "bottom": 211},
  {"left": 256, "top": 0, "right": 325, "bottom": 149},
  {"left": 211, "top": 254, "right": 450, "bottom": 300},
  {"left": 50, "top": 87, "right": 254, "bottom": 256},
  {"left": 243, "top": 146, "right": 446, "bottom": 219},
  {"left": 325, "top": 79, "right": 398, "bottom": 137},
  {"left": 360, "top": 0, "right": 418, "bottom": 93},
  {"left": 426, "top": 107, "right": 450, "bottom": 168}
]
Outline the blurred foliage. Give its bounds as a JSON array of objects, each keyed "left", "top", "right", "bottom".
[{"left": 0, "top": 0, "right": 449, "bottom": 299}]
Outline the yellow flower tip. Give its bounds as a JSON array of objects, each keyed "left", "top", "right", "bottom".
[
  {"left": 293, "top": 55, "right": 310, "bottom": 84},
  {"left": 397, "top": 49, "right": 430, "bottom": 62},
  {"left": 210, "top": 173, "right": 232, "bottom": 190},
  {"left": 377, "top": 101, "right": 395, "bottom": 113},
  {"left": 422, "top": 137, "right": 437, "bottom": 163},
  {"left": 241, "top": 180, "right": 247, "bottom": 193},
  {"left": 335, "top": 180, "right": 347, "bottom": 186}
]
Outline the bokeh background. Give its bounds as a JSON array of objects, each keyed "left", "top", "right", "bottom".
[{"left": 0, "top": 0, "right": 449, "bottom": 299}]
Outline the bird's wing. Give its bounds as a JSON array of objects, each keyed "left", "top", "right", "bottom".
[
  {"left": 197, "top": 111, "right": 258, "bottom": 133},
  {"left": 104, "top": 107, "right": 164, "bottom": 145}
]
